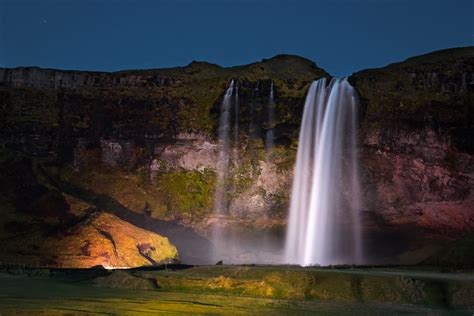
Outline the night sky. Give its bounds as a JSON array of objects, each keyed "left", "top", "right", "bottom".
[{"left": 1, "top": 0, "right": 472, "bottom": 76}]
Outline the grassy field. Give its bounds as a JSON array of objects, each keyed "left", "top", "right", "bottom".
[{"left": 0, "top": 265, "right": 473, "bottom": 315}]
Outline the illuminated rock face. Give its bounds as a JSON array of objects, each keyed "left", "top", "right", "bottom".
[
  {"left": 53, "top": 212, "right": 179, "bottom": 268},
  {"left": 0, "top": 210, "right": 179, "bottom": 268},
  {"left": 0, "top": 155, "right": 180, "bottom": 268}
]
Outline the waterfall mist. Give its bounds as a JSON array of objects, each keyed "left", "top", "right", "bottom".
[{"left": 285, "top": 78, "right": 363, "bottom": 266}]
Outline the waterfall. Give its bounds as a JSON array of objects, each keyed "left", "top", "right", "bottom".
[
  {"left": 249, "top": 81, "right": 259, "bottom": 140},
  {"left": 265, "top": 81, "right": 275, "bottom": 153},
  {"left": 214, "top": 80, "right": 235, "bottom": 214},
  {"left": 234, "top": 81, "right": 239, "bottom": 146},
  {"left": 233, "top": 81, "right": 240, "bottom": 162},
  {"left": 284, "top": 78, "right": 363, "bottom": 266}
]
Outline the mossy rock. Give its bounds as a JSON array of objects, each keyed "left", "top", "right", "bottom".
[{"left": 156, "top": 170, "right": 216, "bottom": 218}]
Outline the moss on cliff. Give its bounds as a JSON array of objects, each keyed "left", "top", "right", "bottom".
[
  {"left": 58, "top": 163, "right": 213, "bottom": 221},
  {"left": 156, "top": 170, "right": 216, "bottom": 219}
]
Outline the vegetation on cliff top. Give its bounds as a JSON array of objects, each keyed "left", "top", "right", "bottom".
[
  {"left": 349, "top": 46, "right": 474, "bottom": 128},
  {"left": 1, "top": 54, "right": 327, "bottom": 138}
]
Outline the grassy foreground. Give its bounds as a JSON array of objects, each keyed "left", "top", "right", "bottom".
[{"left": 0, "top": 265, "right": 473, "bottom": 315}]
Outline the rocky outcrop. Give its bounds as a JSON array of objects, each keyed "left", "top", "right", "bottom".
[
  {"left": 0, "top": 155, "right": 179, "bottom": 268},
  {"left": 0, "top": 210, "right": 178, "bottom": 269}
]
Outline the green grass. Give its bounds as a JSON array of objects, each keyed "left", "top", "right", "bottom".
[
  {"left": 0, "top": 269, "right": 469, "bottom": 315},
  {"left": 87, "top": 265, "right": 474, "bottom": 312}
]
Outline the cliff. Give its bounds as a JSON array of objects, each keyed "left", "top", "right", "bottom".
[
  {"left": 349, "top": 47, "right": 474, "bottom": 263},
  {"left": 0, "top": 55, "right": 327, "bottom": 265},
  {"left": 0, "top": 48, "right": 473, "bottom": 266}
]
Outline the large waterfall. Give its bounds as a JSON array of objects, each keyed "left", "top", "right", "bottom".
[{"left": 285, "top": 78, "right": 363, "bottom": 266}]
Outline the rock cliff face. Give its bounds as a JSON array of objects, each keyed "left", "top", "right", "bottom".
[
  {"left": 350, "top": 47, "right": 474, "bottom": 263},
  {"left": 0, "top": 48, "right": 473, "bottom": 266},
  {"left": 0, "top": 55, "right": 326, "bottom": 265}
]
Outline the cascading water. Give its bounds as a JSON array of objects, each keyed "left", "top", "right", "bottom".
[
  {"left": 212, "top": 79, "right": 283, "bottom": 264},
  {"left": 212, "top": 79, "right": 241, "bottom": 263},
  {"left": 265, "top": 81, "right": 275, "bottom": 154},
  {"left": 249, "top": 81, "right": 260, "bottom": 140},
  {"left": 214, "top": 80, "right": 235, "bottom": 214},
  {"left": 234, "top": 81, "right": 239, "bottom": 146},
  {"left": 284, "top": 77, "right": 363, "bottom": 266},
  {"left": 233, "top": 81, "right": 240, "bottom": 162}
]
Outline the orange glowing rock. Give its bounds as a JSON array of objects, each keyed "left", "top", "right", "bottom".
[
  {"left": 52, "top": 212, "right": 179, "bottom": 268},
  {"left": 0, "top": 211, "right": 179, "bottom": 269}
]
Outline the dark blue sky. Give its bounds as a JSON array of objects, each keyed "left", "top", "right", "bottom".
[{"left": 1, "top": 0, "right": 472, "bottom": 76}]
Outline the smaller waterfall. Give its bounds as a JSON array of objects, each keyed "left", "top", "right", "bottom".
[
  {"left": 234, "top": 81, "right": 239, "bottom": 146},
  {"left": 233, "top": 81, "right": 240, "bottom": 162},
  {"left": 285, "top": 78, "right": 363, "bottom": 266},
  {"left": 212, "top": 79, "right": 283, "bottom": 264},
  {"left": 265, "top": 81, "right": 276, "bottom": 154},
  {"left": 214, "top": 80, "right": 235, "bottom": 214},
  {"left": 249, "top": 81, "right": 260, "bottom": 140}
]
